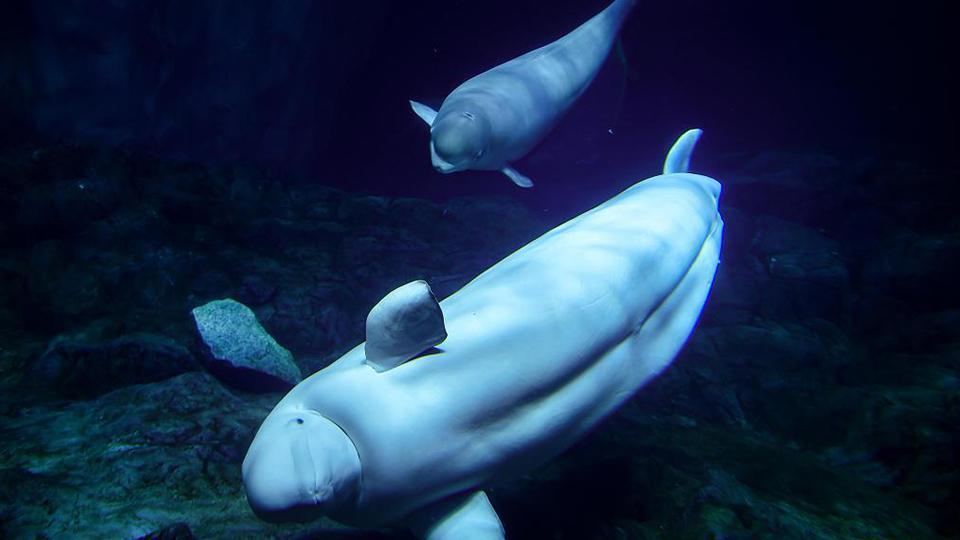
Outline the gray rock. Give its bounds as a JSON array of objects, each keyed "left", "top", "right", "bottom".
[
  {"left": 192, "top": 298, "right": 301, "bottom": 391},
  {"left": 751, "top": 216, "right": 851, "bottom": 320},
  {"left": 336, "top": 194, "right": 391, "bottom": 224},
  {"left": 27, "top": 239, "right": 102, "bottom": 320},
  {"left": 237, "top": 273, "right": 278, "bottom": 306},
  {"left": 695, "top": 319, "right": 853, "bottom": 373},
  {"left": 235, "top": 217, "right": 346, "bottom": 251},
  {"left": 261, "top": 281, "right": 355, "bottom": 366},
  {"left": 891, "top": 310, "right": 960, "bottom": 351},
  {"left": 752, "top": 217, "right": 848, "bottom": 286},
  {"left": 720, "top": 151, "right": 859, "bottom": 226},
  {"left": 861, "top": 231, "right": 960, "bottom": 309},
  {"left": 136, "top": 522, "right": 196, "bottom": 540},
  {"left": 489, "top": 406, "right": 942, "bottom": 540},
  {"left": 31, "top": 331, "right": 198, "bottom": 399},
  {"left": 15, "top": 176, "right": 121, "bottom": 236}
]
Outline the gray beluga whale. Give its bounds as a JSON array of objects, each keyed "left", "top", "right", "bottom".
[
  {"left": 243, "top": 129, "right": 724, "bottom": 538},
  {"left": 409, "top": 0, "right": 639, "bottom": 188}
]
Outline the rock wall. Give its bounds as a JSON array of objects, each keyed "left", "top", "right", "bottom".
[{"left": 21, "top": 1, "right": 386, "bottom": 171}]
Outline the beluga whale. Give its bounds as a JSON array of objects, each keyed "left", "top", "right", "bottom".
[
  {"left": 409, "top": 0, "right": 639, "bottom": 188},
  {"left": 243, "top": 129, "right": 724, "bottom": 539}
]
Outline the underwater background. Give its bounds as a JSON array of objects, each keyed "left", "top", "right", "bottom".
[{"left": 0, "top": 0, "right": 956, "bottom": 538}]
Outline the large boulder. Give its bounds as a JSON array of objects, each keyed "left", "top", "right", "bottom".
[{"left": 191, "top": 298, "right": 301, "bottom": 391}]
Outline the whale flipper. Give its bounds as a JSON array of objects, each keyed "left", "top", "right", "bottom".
[
  {"left": 410, "top": 100, "right": 438, "bottom": 126},
  {"left": 663, "top": 128, "right": 703, "bottom": 174},
  {"left": 409, "top": 491, "right": 505, "bottom": 540},
  {"left": 365, "top": 280, "right": 447, "bottom": 372},
  {"left": 502, "top": 165, "right": 534, "bottom": 188}
]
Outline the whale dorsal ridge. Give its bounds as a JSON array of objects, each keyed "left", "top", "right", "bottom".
[
  {"left": 663, "top": 128, "right": 703, "bottom": 174},
  {"left": 365, "top": 280, "right": 447, "bottom": 372}
]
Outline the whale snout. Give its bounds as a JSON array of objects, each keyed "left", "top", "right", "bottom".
[
  {"left": 429, "top": 141, "right": 459, "bottom": 174},
  {"left": 241, "top": 409, "right": 362, "bottom": 523},
  {"left": 243, "top": 431, "right": 323, "bottom": 522}
]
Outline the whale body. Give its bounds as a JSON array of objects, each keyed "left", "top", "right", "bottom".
[
  {"left": 410, "top": 0, "right": 638, "bottom": 187},
  {"left": 243, "top": 130, "right": 724, "bottom": 539}
]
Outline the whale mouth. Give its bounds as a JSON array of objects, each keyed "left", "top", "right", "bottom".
[
  {"left": 243, "top": 409, "right": 362, "bottom": 524},
  {"left": 292, "top": 433, "right": 323, "bottom": 504},
  {"left": 244, "top": 432, "right": 328, "bottom": 523},
  {"left": 430, "top": 142, "right": 457, "bottom": 173}
]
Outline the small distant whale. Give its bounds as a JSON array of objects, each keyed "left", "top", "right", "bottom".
[
  {"left": 410, "top": 0, "right": 639, "bottom": 188},
  {"left": 243, "top": 129, "right": 724, "bottom": 539}
]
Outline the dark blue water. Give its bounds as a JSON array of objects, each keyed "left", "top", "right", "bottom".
[{"left": 0, "top": 1, "right": 956, "bottom": 538}]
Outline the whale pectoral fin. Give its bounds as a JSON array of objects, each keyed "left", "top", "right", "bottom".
[
  {"left": 410, "top": 100, "right": 438, "bottom": 126},
  {"left": 663, "top": 128, "right": 703, "bottom": 174},
  {"left": 364, "top": 280, "right": 447, "bottom": 372},
  {"left": 502, "top": 165, "right": 534, "bottom": 188},
  {"left": 408, "top": 491, "right": 505, "bottom": 540}
]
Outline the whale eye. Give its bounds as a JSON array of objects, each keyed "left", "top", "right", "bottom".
[
  {"left": 462, "top": 112, "right": 475, "bottom": 120},
  {"left": 296, "top": 418, "right": 304, "bottom": 424}
]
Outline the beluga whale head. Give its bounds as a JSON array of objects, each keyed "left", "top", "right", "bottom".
[
  {"left": 429, "top": 108, "right": 490, "bottom": 173},
  {"left": 242, "top": 280, "right": 449, "bottom": 525},
  {"left": 242, "top": 408, "right": 361, "bottom": 523}
]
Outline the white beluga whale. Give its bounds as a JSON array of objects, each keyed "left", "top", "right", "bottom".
[
  {"left": 243, "top": 129, "right": 724, "bottom": 539},
  {"left": 410, "top": 0, "right": 639, "bottom": 188}
]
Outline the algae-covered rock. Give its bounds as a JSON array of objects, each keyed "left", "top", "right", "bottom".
[
  {"left": 191, "top": 298, "right": 301, "bottom": 391},
  {"left": 0, "top": 372, "right": 341, "bottom": 538}
]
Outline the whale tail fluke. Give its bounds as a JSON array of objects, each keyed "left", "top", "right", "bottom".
[{"left": 663, "top": 128, "right": 703, "bottom": 174}]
